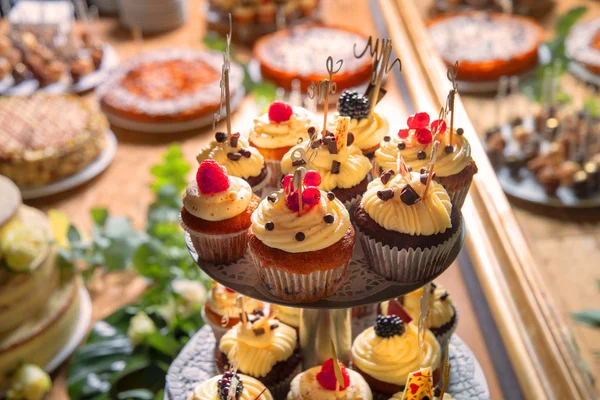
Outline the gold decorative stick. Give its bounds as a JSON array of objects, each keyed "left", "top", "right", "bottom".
[
  {"left": 213, "top": 14, "right": 233, "bottom": 137},
  {"left": 439, "top": 341, "right": 451, "bottom": 399},
  {"left": 307, "top": 56, "right": 343, "bottom": 136},
  {"left": 293, "top": 167, "right": 306, "bottom": 216},
  {"left": 335, "top": 116, "right": 350, "bottom": 154},
  {"left": 253, "top": 388, "right": 268, "bottom": 400},
  {"left": 446, "top": 62, "right": 459, "bottom": 146},
  {"left": 236, "top": 296, "right": 248, "bottom": 325},
  {"left": 330, "top": 341, "right": 345, "bottom": 390},
  {"left": 423, "top": 141, "right": 439, "bottom": 198}
]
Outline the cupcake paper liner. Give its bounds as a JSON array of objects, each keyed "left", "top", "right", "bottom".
[
  {"left": 180, "top": 219, "right": 249, "bottom": 264},
  {"left": 249, "top": 251, "right": 350, "bottom": 302},
  {"left": 268, "top": 363, "right": 302, "bottom": 399},
  {"left": 251, "top": 167, "right": 272, "bottom": 199},
  {"left": 344, "top": 194, "right": 362, "bottom": 212},
  {"left": 200, "top": 308, "right": 230, "bottom": 343},
  {"left": 265, "top": 159, "right": 282, "bottom": 187},
  {"left": 437, "top": 172, "right": 474, "bottom": 211},
  {"left": 432, "top": 306, "right": 459, "bottom": 355},
  {"left": 356, "top": 223, "right": 462, "bottom": 283}
]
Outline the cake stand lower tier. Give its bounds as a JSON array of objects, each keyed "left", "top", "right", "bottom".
[{"left": 165, "top": 325, "right": 490, "bottom": 400}]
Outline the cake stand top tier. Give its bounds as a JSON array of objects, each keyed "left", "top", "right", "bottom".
[{"left": 186, "top": 215, "right": 465, "bottom": 309}]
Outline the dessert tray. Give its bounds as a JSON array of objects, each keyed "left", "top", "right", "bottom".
[
  {"left": 20, "top": 129, "right": 117, "bottom": 200},
  {"left": 165, "top": 325, "right": 490, "bottom": 400},
  {"left": 568, "top": 61, "right": 600, "bottom": 88},
  {"left": 186, "top": 216, "right": 465, "bottom": 309}
]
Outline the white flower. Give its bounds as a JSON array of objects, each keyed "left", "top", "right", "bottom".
[
  {"left": 127, "top": 311, "right": 157, "bottom": 347},
  {"left": 172, "top": 279, "right": 207, "bottom": 316},
  {"left": 7, "top": 364, "right": 52, "bottom": 400}
]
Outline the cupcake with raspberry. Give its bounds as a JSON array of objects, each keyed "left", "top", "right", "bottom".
[
  {"left": 188, "top": 372, "right": 274, "bottom": 400},
  {"left": 180, "top": 160, "right": 261, "bottom": 264},
  {"left": 217, "top": 314, "right": 300, "bottom": 398},
  {"left": 249, "top": 101, "right": 316, "bottom": 186},
  {"left": 270, "top": 304, "right": 300, "bottom": 332},
  {"left": 197, "top": 131, "right": 270, "bottom": 197},
  {"left": 402, "top": 282, "right": 458, "bottom": 348},
  {"left": 287, "top": 358, "right": 373, "bottom": 399},
  {"left": 374, "top": 112, "right": 477, "bottom": 209},
  {"left": 351, "top": 315, "right": 441, "bottom": 398},
  {"left": 202, "top": 282, "right": 267, "bottom": 341},
  {"left": 249, "top": 168, "right": 355, "bottom": 302},
  {"left": 329, "top": 90, "right": 389, "bottom": 156},
  {"left": 353, "top": 167, "right": 461, "bottom": 282},
  {"left": 281, "top": 116, "right": 372, "bottom": 209}
]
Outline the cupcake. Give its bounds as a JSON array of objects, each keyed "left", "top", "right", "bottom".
[
  {"left": 197, "top": 131, "right": 271, "bottom": 197},
  {"left": 188, "top": 372, "right": 274, "bottom": 400},
  {"left": 351, "top": 316, "right": 441, "bottom": 398},
  {"left": 270, "top": 304, "right": 301, "bottom": 332},
  {"left": 389, "top": 367, "right": 453, "bottom": 400},
  {"left": 249, "top": 101, "right": 315, "bottom": 186},
  {"left": 402, "top": 283, "right": 458, "bottom": 348},
  {"left": 329, "top": 90, "right": 389, "bottom": 156},
  {"left": 281, "top": 116, "right": 372, "bottom": 209},
  {"left": 203, "top": 282, "right": 266, "bottom": 341},
  {"left": 249, "top": 169, "right": 355, "bottom": 302},
  {"left": 374, "top": 112, "right": 477, "bottom": 210},
  {"left": 180, "top": 160, "right": 260, "bottom": 264},
  {"left": 353, "top": 167, "right": 461, "bottom": 282},
  {"left": 287, "top": 358, "right": 373, "bottom": 399},
  {"left": 217, "top": 315, "right": 301, "bottom": 398}
]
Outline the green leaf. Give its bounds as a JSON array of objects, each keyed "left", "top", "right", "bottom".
[
  {"left": 150, "top": 145, "right": 191, "bottom": 193},
  {"left": 572, "top": 310, "right": 600, "bottom": 327},
  {"left": 253, "top": 81, "right": 278, "bottom": 113},
  {"left": 145, "top": 331, "right": 182, "bottom": 358},
  {"left": 117, "top": 389, "right": 155, "bottom": 400},
  {"left": 203, "top": 34, "right": 229, "bottom": 53},
  {"left": 584, "top": 97, "right": 599, "bottom": 118},
  {"left": 67, "top": 225, "right": 82, "bottom": 243},
  {"left": 91, "top": 208, "right": 109, "bottom": 227},
  {"left": 556, "top": 6, "right": 587, "bottom": 37}
]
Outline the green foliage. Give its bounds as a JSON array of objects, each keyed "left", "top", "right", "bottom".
[{"left": 572, "top": 310, "right": 600, "bottom": 328}]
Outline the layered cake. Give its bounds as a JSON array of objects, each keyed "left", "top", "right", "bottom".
[{"left": 0, "top": 94, "right": 108, "bottom": 188}]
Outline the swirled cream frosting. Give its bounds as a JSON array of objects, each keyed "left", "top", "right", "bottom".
[
  {"left": 328, "top": 111, "right": 389, "bottom": 152},
  {"left": 219, "top": 319, "right": 297, "bottom": 378},
  {"left": 271, "top": 305, "right": 300, "bottom": 328},
  {"left": 251, "top": 189, "right": 351, "bottom": 253},
  {"left": 280, "top": 144, "right": 371, "bottom": 191},
  {"left": 351, "top": 323, "right": 440, "bottom": 386},
  {"left": 207, "top": 283, "right": 264, "bottom": 318},
  {"left": 249, "top": 106, "right": 315, "bottom": 149},
  {"left": 183, "top": 175, "right": 252, "bottom": 221},
  {"left": 375, "top": 129, "right": 471, "bottom": 177},
  {"left": 197, "top": 137, "right": 265, "bottom": 179},
  {"left": 188, "top": 374, "right": 274, "bottom": 400},
  {"left": 287, "top": 366, "right": 373, "bottom": 400},
  {"left": 403, "top": 285, "right": 455, "bottom": 329},
  {"left": 361, "top": 171, "right": 452, "bottom": 235}
]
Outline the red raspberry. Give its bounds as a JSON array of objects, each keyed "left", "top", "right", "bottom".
[
  {"left": 316, "top": 358, "right": 350, "bottom": 391},
  {"left": 268, "top": 101, "right": 293, "bottom": 123},
  {"left": 398, "top": 129, "right": 409, "bottom": 139},
  {"left": 416, "top": 128, "right": 433, "bottom": 144},
  {"left": 196, "top": 160, "right": 229, "bottom": 194},
  {"left": 430, "top": 119, "right": 447, "bottom": 135},
  {"left": 303, "top": 170, "right": 322, "bottom": 187},
  {"left": 407, "top": 112, "right": 430, "bottom": 129},
  {"left": 282, "top": 174, "right": 295, "bottom": 192},
  {"left": 302, "top": 187, "right": 321, "bottom": 207},
  {"left": 285, "top": 190, "right": 299, "bottom": 212}
]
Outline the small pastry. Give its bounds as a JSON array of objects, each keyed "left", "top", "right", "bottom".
[
  {"left": 572, "top": 170, "right": 590, "bottom": 198},
  {"left": 351, "top": 315, "right": 441, "bottom": 397},
  {"left": 69, "top": 56, "right": 95, "bottom": 83},
  {"left": 584, "top": 161, "right": 600, "bottom": 191},
  {"left": 485, "top": 131, "right": 506, "bottom": 167},
  {"left": 232, "top": 3, "right": 256, "bottom": 24},
  {"left": 556, "top": 160, "right": 580, "bottom": 187},
  {"left": 505, "top": 153, "right": 524, "bottom": 178},
  {"left": 537, "top": 166, "right": 560, "bottom": 196},
  {"left": 287, "top": 358, "right": 373, "bottom": 399},
  {"left": 0, "top": 58, "right": 11, "bottom": 80},
  {"left": 257, "top": 1, "right": 276, "bottom": 24},
  {"left": 180, "top": 160, "right": 260, "bottom": 264},
  {"left": 270, "top": 304, "right": 300, "bottom": 331},
  {"left": 39, "top": 60, "right": 66, "bottom": 86},
  {"left": 188, "top": 372, "right": 274, "bottom": 400}
]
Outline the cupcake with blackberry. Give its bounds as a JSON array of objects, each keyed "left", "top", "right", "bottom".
[
  {"left": 188, "top": 372, "right": 274, "bottom": 400},
  {"left": 351, "top": 315, "right": 441, "bottom": 398},
  {"left": 287, "top": 357, "right": 372, "bottom": 399},
  {"left": 402, "top": 283, "right": 458, "bottom": 348},
  {"left": 354, "top": 152, "right": 461, "bottom": 282},
  {"left": 203, "top": 282, "right": 266, "bottom": 341},
  {"left": 217, "top": 314, "right": 301, "bottom": 398},
  {"left": 374, "top": 112, "right": 477, "bottom": 209},
  {"left": 180, "top": 160, "right": 260, "bottom": 264},
  {"left": 249, "top": 168, "right": 355, "bottom": 302},
  {"left": 270, "top": 304, "right": 300, "bottom": 332},
  {"left": 249, "top": 101, "right": 316, "bottom": 186},
  {"left": 197, "top": 131, "right": 270, "bottom": 197},
  {"left": 281, "top": 116, "right": 372, "bottom": 208},
  {"left": 329, "top": 89, "right": 389, "bottom": 156}
]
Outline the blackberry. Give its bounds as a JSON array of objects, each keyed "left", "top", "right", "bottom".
[
  {"left": 338, "top": 90, "right": 370, "bottom": 120},
  {"left": 218, "top": 371, "right": 243, "bottom": 400},
  {"left": 374, "top": 315, "right": 405, "bottom": 338}
]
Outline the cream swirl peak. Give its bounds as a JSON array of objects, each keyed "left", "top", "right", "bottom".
[
  {"left": 188, "top": 374, "right": 274, "bottom": 400},
  {"left": 249, "top": 104, "right": 315, "bottom": 149},
  {"left": 362, "top": 171, "right": 452, "bottom": 235},
  {"left": 328, "top": 111, "right": 389, "bottom": 152},
  {"left": 206, "top": 282, "right": 263, "bottom": 318},
  {"left": 197, "top": 132, "right": 265, "bottom": 179},
  {"left": 183, "top": 160, "right": 253, "bottom": 221},
  {"left": 403, "top": 284, "right": 455, "bottom": 329}
]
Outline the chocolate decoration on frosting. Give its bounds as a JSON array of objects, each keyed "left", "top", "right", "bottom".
[
  {"left": 324, "top": 214, "right": 335, "bottom": 223},
  {"left": 445, "top": 145, "right": 454, "bottom": 154},
  {"left": 380, "top": 169, "right": 395, "bottom": 185},
  {"left": 377, "top": 188, "right": 394, "bottom": 201},
  {"left": 230, "top": 132, "right": 240, "bottom": 148},
  {"left": 400, "top": 185, "right": 421, "bottom": 205},
  {"left": 253, "top": 327, "right": 266, "bottom": 336},
  {"left": 295, "top": 232, "right": 305, "bottom": 241},
  {"left": 347, "top": 132, "right": 355, "bottom": 146},
  {"left": 327, "top": 192, "right": 336, "bottom": 201},
  {"left": 292, "top": 159, "right": 306, "bottom": 166},
  {"left": 397, "top": 142, "right": 406, "bottom": 150},
  {"left": 383, "top": 135, "right": 390, "bottom": 142},
  {"left": 265, "top": 221, "right": 275, "bottom": 231},
  {"left": 440, "top": 292, "right": 449, "bottom": 301},
  {"left": 270, "top": 323, "right": 279, "bottom": 330},
  {"left": 328, "top": 140, "right": 338, "bottom": 154},
  {"left": 417, "top": 151, "right": 427, "bottom": 160},
  {"left": 240, "top": 148, "right": 252, "bottom": 158},
  {"left": 215, "top": 131, "right": 227, "bottom": 143},
  {"left": 267, "top": 194, "right": 278, "bottom": 203},
  {"left": 227, "top": 152, "right": 242, "bottom": 161},
  {"left": 308, "top": 126, "right": 316, "bottom": 136},
  {"left": 331, "top": 160, "right": 341, "bottom": 174},
  {"left": 325, "top": 130, "right": 334, "bottom": 138},
  {"left": 420, "top": 173, "right": 429, "bottom": 185},
  {"left": 311, "top": 139, "right": 322, "bottom": 149},
  {"left": 457, "top": 127, "right": 464, "bottom": 135}
]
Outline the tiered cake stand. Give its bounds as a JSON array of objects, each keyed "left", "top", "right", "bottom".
[{"left": 165, "top": 213, "right": 491, "bottom": 399}]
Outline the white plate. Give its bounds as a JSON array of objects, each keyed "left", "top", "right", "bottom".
[
  {"left": 20, "top": 130, "right": 118, "bottom": 200},
  {"left": 568, "top": 61, "right": 600, "bottom": 87},
  {"left": 44, "top": 286, "right": 92, "bottom": 372},
  {"left": 71, "top": 45, "right": 120, "bottom": 94},
  {"left": 102, "top": 87, "right": 245, "bottom": 134}
]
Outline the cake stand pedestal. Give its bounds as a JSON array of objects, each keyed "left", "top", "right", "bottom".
[{"left": 300, "top": 308, "right": 352, "bottom": 368}]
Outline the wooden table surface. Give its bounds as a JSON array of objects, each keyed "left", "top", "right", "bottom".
[{"left": 32, "top": 0, "right": 509, "bottom": 398}]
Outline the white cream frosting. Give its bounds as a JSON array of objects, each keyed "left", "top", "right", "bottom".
[
  {"left": 206, "top": 283, "right": 264, "bottom": 318},
  {"left": 197, "top": 137, "right": 265, "bottom": 180},
  {"left": 183, "top": 176, "right": 252, "bottom": 221},
  {"left": 329, "top": 111, "right": 389, "bottom": 152},
  {"left": 249, "top": 106, "right": 315, "bottom": 150},
  {"left": 287, "top": 366, "right": 373, "bottom": 400},
  {"left": 403, "top": 285, "right": 455, "bottom": 330},
  {"left": 188, "top": 374, "right": 274, "bottom": 400},
  {"left": 270, "top": 305, "right": 300, "bottom": 328}
]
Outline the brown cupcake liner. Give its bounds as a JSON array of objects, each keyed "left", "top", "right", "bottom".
[
  {"left": 249, "top": 250, "right": 349, "bottom": 302},
  {"left": 267, "top": 363, "right": 302, "bottom": 399},
  {"left": 180, "top": 217, "right": 249, "bottom": 264},
  {"left": 436, "top": 164, "right": 476, "bottom": 210},
  {"left": 251, "top": 167, "right": 272, "bottom": 199},
  {"left": 355, "top": 223, "right": 462, "bottom": 283},
  {"left": 265, "top": 159, "right": 282, "bottom": 187},
  {"left": 344, "top": 194, "right": 361, "bottom": 211},
  {"left": 431, "top": 306, "right": 458, "bottom": 354}
]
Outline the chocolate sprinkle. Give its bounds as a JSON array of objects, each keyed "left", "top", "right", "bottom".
[
  {"left": 267, "top": 194, "right": 277, "bottom": 203},
  {"left": 380, "top": 169, "right": 395, "bottom": 185},
  {"left": 308, "top": 126, "right": 316, "bottom": 137},
  {"left": 230, "top": 132, "right": 240, "bottom": 147},
  {"left": 265, "top": 221, "right": 275, "bottom": 231},
  {"left": 445, "top": 145, "right": 454, "bottom": 154},
  {"left": 457, "top": 127, "right": 464, "bottom": 136},
  {"left": 270, "top": 323, "right": 279, "bottom": 330},
  {"left": 440, "top": 292, "right": 449, "bottom": 301},
  {"left": 295, "top": 232, "right": 305, "bottom": 241},
  {"left": 377, "top": 188, "right": 394, "bottom": 201},
  {"left": 347, "top": 132, "right": 355, "bottom": 146},
  {"left": 407, "top": 165, "right": 413, "bottom": 172},
  {"left": 311, "top": 139, "right": 322, "bottom": 149},
  {"left": 331, "top": 161, "right": 341, "bottom": 174},
  {"left": 215, "top": 131, "right": 227, "bottom": 143},
  {"left": 292, "top": 159, "right": 306, "bottom": 167},
  {"left": 227, "top": 152, "right": 242, "bottom": 161},
  {"left": 420, "top": 168, "right": 427, "bottom": 174},
  {"left": 325, "top": 130, "right": 334, "bottom": 137},
  {"left": 420, "top": 171, "right": 436, "bottom": 185},
  {"left": 328, "top": 140, "right": 338, "bottom": 154},
  {"left": 324, "top": 214, "right": 334, "bottom": 223},
  {"left": 417, "top": 151, "right": 427, "bottom": 160},
  {"left": 240, "top": 148, "right": 252, "bottom": 158},
  {"left": 400, "top": 185, "right": 421, "bottom": 205},
  {"left": 327, "top": 192, "right": 336, "bottom": 201},
  {"left": 397, "top": 142, "right": 406, "bottom": 150},
  {"left": 322, "top": 137, "right": 332, "bottom": 145},
  {"left": 383, "top": 135, "right": 391, "bottom": 142},
  {"left": 253, "top": 327, "right": 266, "bottom": 336}
]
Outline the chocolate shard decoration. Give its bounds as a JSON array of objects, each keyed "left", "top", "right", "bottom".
[
  {"left": 215, "top": 131, "right": 227, "bottom": 142},
  {"left": 311, "top": 139, "right": 322, "bottom": 149},
  {"left": 331, "top": 160, "right": 341, "bottom": 174},
  {"left": 380, "top": 169, "right": 395, "bottom": 185},
  {"left": 325, "top": 130, "right": 334, "bottom": 137},
  {"left": 322, "top": 137, "right": 332, "bottom": 145},
  {"left": 440, "top": 292, "right": 449, "bottom": 301},
  {"left": 240, "top": 148, "right": 252, "bottom": 158},
  {"left": 230, "top": 132, "right": 240, "bottom": 147},
  {"left": 253, "top": 327, "right": 266, "bottom": 336},
  {"left": 377, "top": 188, "right": 394, "bottom": 201},
  {"left": 328, "top": 140, "right": 338, "bottom": 154},
  {"left": 347, "top": 132, "right": 355, "bottom": 146},
  {"left": 270, "top": 323, "right": 279, "bottom": 330},
  {"left": 227, "top": 152, "right": 242, "bottom": 161},
  {"left": 292, "top": 159, "right": 306, "bottom": 167},
  {"left": 364, "top": 82, "right": 388, "bottom": 104},
  {"left": 420, "top": 171, "right": 435, "bottom": 185},
  {"left": 400, "top": 185, "right": 421, "bottom": 205}
]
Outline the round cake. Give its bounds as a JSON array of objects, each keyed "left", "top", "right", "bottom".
[
  {"left": 566, "top": 18, "right": 600, "bottom": 75},
  {"left": 98, "top": 49, "right": 244, "bottom": 124},
  {"left": 427, "top": 12, "right": 543, "bottom": 81},
  {"left": 0, "top": 94, "right": 108, "bottom": 188},
  {"left": 254, "top": 24, "right": 372, "bottom": 91}
]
